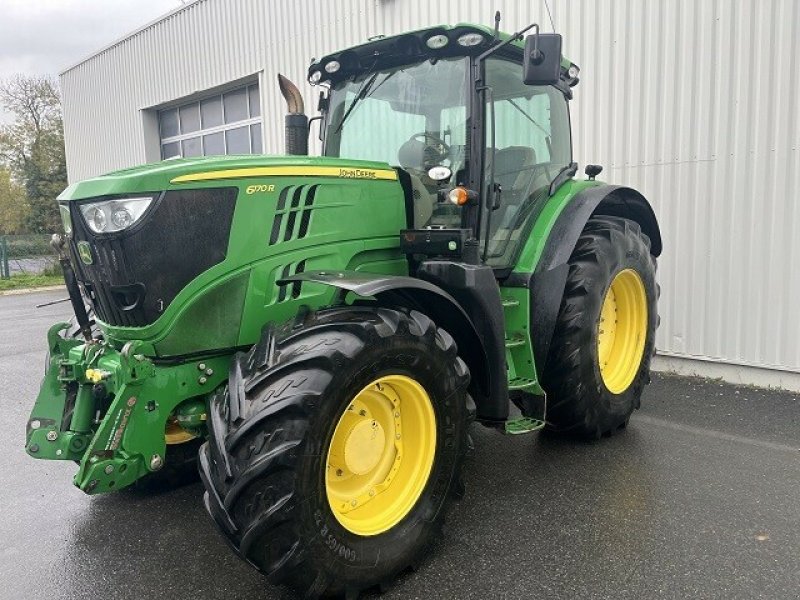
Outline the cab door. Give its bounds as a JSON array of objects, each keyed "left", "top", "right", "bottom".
[{"left": 481, "top": 57, "right": 572, "bottom": 269}]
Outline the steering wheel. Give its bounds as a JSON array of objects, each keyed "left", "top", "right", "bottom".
[{"left": 410, "top": 132, "right": 451, "bottom": 165}]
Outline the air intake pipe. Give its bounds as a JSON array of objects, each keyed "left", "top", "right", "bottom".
[{"left": 278, "top": 74, "right": 308, "bottom": 156}]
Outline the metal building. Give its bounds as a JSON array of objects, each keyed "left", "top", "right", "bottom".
[{"left": 59, "top": 0, "right": 800, "bottom": 390}]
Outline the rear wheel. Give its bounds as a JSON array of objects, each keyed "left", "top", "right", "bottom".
[
  {"left": 200, "top": 307, "right": 469, "bottom": 598},
  {"left": 542, "top": 216, "right": 658, "bottom": 438}
]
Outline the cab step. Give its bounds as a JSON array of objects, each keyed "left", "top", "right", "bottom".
[
  {"left": 504, "top": 416, "right": 546, "bottom": 435},
  {"left": 501, "top": 298, "right": 520, "bottom": 308},
  {"left": 508, "top": 377, "right": 538, "bottom": 391},
  {"left": 504, "top": 335, "right": 526, "bottom": 349}
]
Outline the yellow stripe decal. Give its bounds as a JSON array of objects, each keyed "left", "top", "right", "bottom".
[{"left": 171, "top": 166, "right": 398, "bottom": 184}]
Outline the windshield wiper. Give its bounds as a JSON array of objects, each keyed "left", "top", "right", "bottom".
[
  {"left": 548, "top": 162, "right": 578, "bottom": 196},
  {"left": 333, "top": 70, "right": 398, "bottom": 134},
  {"left": 334, "top": 72, "right": 380, "bottom": 134}
]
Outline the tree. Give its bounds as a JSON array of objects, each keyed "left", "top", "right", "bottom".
[
  {"left": 0, "top": 75, "right": 67, "bottom": 233},
  {"left": 0, "top": 166, "right": 29, "bottom": 234}
]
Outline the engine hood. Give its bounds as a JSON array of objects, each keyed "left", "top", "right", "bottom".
[{"left": 58, "top": 155, "right": 398, "bottom": 201}]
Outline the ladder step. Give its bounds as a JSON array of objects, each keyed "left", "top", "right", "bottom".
[
  {"left": 504, "top": 336, "right": 526, "bottom": 349},
  {"left": 508, "top": 377, "right": 538, "bottom": 391},
  {"left": 501, "top": 298, "right": 520, "bottom": 308},
  {"left": 504, "top": 416, "right": 546, "bottom": 435}
]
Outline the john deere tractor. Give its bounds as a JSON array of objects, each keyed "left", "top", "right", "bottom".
[{"left": 27, "top": 19, "right": 660, "bottom": 598}]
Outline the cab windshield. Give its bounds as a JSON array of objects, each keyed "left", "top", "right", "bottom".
[{"left": 324, "top": 57, "right": 469, "bottom": 228}]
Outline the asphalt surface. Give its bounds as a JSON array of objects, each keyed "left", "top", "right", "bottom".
[{"left": 1, "top": 289, "right": 798, "bottom": 600}]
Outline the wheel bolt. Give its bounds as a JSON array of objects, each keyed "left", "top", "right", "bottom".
[
  {"left": 336, "top": 469, "right": 343, "bottom": 477},
  {"left": 351, "top": 500, "right": 357, "bottom": 507},
  {"left": 359, "top": 410, "right": 367, "bottom": 416},
  {"left": 394, "top": 411, "right": 400, "bottom": 418},
  {"left": 369, "top": 490, "right": 375, "bottom": 497}
]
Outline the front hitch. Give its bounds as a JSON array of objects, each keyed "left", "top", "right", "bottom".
[{"left": 26, "top": 331, "right": 228, "bottom": 494}]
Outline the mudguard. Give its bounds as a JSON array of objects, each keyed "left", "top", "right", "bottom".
[
  {"left": 507, "top": 184, "right": 661, "bottom": 376},
  {"left": 279, "top": 269, "right": 492, "bottom": 410}
]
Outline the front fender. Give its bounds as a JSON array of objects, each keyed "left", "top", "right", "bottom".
[{"left": 280, "top": 269, "right": 492, "bottom": 405}]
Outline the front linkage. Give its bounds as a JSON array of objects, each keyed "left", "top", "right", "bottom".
[{"left": 25, "top": 321, "right": 226, "bottom": 493}]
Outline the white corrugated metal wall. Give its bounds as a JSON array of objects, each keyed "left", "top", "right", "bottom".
[{"left": 60, "top": 0, "right": 800, "bottom": 384}]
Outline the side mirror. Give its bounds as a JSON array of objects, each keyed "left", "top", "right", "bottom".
[{"left": 522, "top": 33, "right": 563, "bottom": 85}]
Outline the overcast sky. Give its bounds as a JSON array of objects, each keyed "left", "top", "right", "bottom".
[{"left": 0, "top": 0, "right": 182, "bottom": 122}]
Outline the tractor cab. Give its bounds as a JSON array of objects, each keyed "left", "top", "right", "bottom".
[{"left": 308, "top": 23, "right": 579, "bottom": 269}]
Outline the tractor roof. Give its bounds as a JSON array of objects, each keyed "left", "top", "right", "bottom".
[{"left": 308, "top": 23, "right": 575, "bottom": 86}]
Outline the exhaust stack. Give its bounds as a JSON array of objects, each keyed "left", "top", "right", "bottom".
[{"left": 278, "top": 74, "right": 309, "bottom": 156}]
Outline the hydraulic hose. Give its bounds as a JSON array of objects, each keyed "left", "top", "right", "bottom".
[{"left": 51, "top": 234, "right": 92, "bottom": 342}]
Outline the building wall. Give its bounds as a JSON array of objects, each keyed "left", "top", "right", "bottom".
[{"left": 60, "top": 0, "right": 800, "bottom": 380}]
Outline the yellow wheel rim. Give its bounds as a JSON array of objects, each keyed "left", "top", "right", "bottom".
[
  {"left": 597, "top": 269, "right": 648, "bottom": 394},
  {"left": 326, "top": 375, "right": 436, "bottom": 536},
  {"left": 164, "top": 417, "right": 197, "bottom": 445}
]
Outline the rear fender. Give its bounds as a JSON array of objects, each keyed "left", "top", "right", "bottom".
[
  {"left": 508, "top": 184, "right": 661, "bottom": 376},
  {"left": 280, "top": 270, "right": 492, "bottom": 412}
]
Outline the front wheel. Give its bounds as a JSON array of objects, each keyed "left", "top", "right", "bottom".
[
  {"left": 542, "top": 215, "right": 659, "bottom": 438},
  {"left": 200, "top": 307, "right": 470, "bottom": 598}
]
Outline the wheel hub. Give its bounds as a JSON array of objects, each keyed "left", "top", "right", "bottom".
[{"left": 343, "top": 419, "right": 386, "bottom": 475}]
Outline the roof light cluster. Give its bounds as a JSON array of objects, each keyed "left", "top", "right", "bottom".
[{"left": 307, "top": 26, "right": 491, "bottom": 86}]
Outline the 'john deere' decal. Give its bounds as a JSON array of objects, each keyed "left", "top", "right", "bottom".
[{"left": 77, "top": 241, "right": 93, "bottom": 265}]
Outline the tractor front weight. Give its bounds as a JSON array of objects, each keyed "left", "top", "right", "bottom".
[{"left": 26, "top": 322, "right": 226, "bottom": 494}]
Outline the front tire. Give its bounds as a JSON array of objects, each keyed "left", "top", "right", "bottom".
[
  {"left": 200, "top": 307, "right": 469, "bottom": 597},
  {"left": 542, "top": 216, "right": 658, "bottom": 438}
]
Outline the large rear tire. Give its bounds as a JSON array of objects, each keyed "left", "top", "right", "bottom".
[
  {"left": 200, "top": 306, "right": 469, "bottom": 597},
  {"left": 542, "top": 216, "right": 658, "bottom": 438}
]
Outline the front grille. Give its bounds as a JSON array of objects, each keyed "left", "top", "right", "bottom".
[{"left": 70, "top": 188, "right": 237, "bottom": 327}]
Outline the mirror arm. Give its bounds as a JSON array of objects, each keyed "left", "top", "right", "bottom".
[{"left": 477, "top": 22, "right": 539, "bottom": 63}]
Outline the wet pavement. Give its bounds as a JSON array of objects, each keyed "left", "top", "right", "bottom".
[{"left": 1, "top": 290, "right": 798, "bottom": 599}]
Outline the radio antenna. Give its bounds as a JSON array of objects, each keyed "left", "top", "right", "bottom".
[{"left": 543, "top": 0, "right": 555, "bottom": 31}]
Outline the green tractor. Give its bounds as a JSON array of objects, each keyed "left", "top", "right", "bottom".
[{"left": 27, "top": 19, "right": 660, "bottom": 598}]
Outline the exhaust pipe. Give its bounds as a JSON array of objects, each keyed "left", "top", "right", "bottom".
[{"left": 278, "top": 74, "right": 308, "bottom": 156}]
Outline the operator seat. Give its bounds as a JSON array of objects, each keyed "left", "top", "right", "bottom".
[{"left": 494, "top": 146, "right": 537, "bottom": 193}]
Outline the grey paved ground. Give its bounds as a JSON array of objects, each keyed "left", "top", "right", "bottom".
[{"left": 1, "top": 290, "right": 798, "bottom": 600}]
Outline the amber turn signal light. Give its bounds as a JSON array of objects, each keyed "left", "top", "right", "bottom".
[{"left": 446, "top": 187, "right": 477, "bottom": 206}]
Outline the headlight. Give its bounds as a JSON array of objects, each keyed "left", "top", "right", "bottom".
[
  {"left": 457, "top": 33, "right": 484, "bottom": 47},
  {"left": 426, "top": 34, "right": 449, "bottom": 49},
  {"left": 79, "top": 197, "right": 153, "bottom": 234},
  {"left": 59, "top": 204, "right": 72, "bottom": 235},
  {"left": 324, "top": 60, "right": 341, "bottom": 74}
]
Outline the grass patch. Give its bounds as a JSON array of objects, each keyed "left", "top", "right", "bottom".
[{"left": 0, "top": 273, "right": 65, "bottom": 292}]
